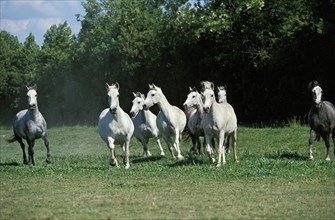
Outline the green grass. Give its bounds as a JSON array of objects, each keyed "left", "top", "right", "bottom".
[{"left": 0, "top": 125, "right": 334, "bottom": 219}]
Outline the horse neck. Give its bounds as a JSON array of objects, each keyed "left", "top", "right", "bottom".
[
  {"left": 28, "top": 105, "right": 39, "bottom": 121},
  {"left": 208, "top": 99, "right": 221, "bottom": 118},
  {"left": 195, "top": 95, "right": 204, "bottom": 115},
  {"left": 138, "top": 110, "right": 148, "bottom": 123},
  {"left": 113, "top": 106, "right": 126, "bottom": 121},
  {"left": 157, "top": 93, "right": 173, "bottom": 116}
]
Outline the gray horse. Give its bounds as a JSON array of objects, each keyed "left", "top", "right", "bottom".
[
  {"left": 7, "top": 85, "right": 52, "bottom": 165},
  {"left": 308, "top": 81, "right": 335, "bottom": 160}
]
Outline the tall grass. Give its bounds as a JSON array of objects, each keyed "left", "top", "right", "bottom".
[{"left": 0, "top": 124, "right": 334, "bottom": 219}]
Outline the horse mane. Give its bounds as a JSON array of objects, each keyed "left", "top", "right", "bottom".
[
  {"left": 200, "top": 81, "right": 214, "bottom": 91},
  {"left": 134, "top": 92, "right": 145, "bottom": 99},
  {"left": 217, "top": 85, "right": 227, "bottom": 92},
  {"left": 189, "top": 86, "right": 197, "bottom": 92}
]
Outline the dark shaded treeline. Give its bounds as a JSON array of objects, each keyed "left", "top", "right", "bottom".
[{"left": 1, "top": 0, "right": 334, "bottom": 126}]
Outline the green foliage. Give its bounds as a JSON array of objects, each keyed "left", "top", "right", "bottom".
[
  {"left": 0, "top": 31, "right": 39, "bottom": 119},
  {"left": 1, "top": 0, "right": 334, "bottom": 125}
]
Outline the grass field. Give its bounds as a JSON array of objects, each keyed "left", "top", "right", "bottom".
[{"left": 0, "top": 124, "right": 334, "bottom": 219}]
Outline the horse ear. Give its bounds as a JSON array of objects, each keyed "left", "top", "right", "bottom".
[
  {"left": 140, "top": 93, "right": 145, "bottom": 99},
  {"left": 133, "top": 92, "right": 137, "bottom": 97},
  {"left": 32, "top": 84, "right": 37, "bottom": 90},
  {"left": 308, "top": 80, "right": 320, "bottom": 91},
  {"left": 106, "top": 83, "right": 110, "bottom": 91},
  {"left": 26, "top": 86, "right": 30, "bottom": 91},
  {"left": 116, "top": 82, "right": 120, "bottom": 90},
  {"left": 210, "top": 82, "right": 214, "bottom": 90}
]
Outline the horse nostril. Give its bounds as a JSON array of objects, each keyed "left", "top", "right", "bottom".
[{"left": 143, "top": 104, "right": 147, "bottom": 109}]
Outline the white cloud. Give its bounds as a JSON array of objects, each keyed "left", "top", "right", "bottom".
[
  {"left": 1, "top": 0, "right": 85, "bottom": 45},
  {"left": 1, "top": 19, "right": 30, "bottom": 34}
]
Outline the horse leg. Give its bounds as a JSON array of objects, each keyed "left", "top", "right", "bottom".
[
  {"left": 27, "top": 139, "right": 35, "bottom": 165},
  {"left": 308, "top": 129, "right": 316, "bottom": 160},
  {"left": 162, "top": 134, "right": 176, "bottom": 159},
  {"left": 225, "top": 136, "right": 230, "bottom": 153},
  {"left": 204, "top": 135, "right": 215, "bottom": 164},
  {"left": 138, "top": 137, "right": 151, "bottom": 157},
  {"left": 231, "top": 131, "right": 239, "bottom": 163},
  {"left": 15, "top": 133, "right": 28, "bottom": 164},
  {"left": 123, "top": 141, "right": 130, "bottom": 169},
  {"left": 42, "top": 134, "right": 52, "bottom": 163},
  {"left": 174, "top": 130, "right": 184, "bottom": 161},
  {"left": 155, "top": 137, "right": 165, "bottom": 156},
  {"left": 189, "top": 132, "right": 197, "bottom": 153},
  {"left": 332, "top": 129, "right": 335, "bottom": 157},
  {"left": 217, "top": 132, "right": 226, "bottom": 167},
  {"left": 322, "top": 134, "right": 331, "bottom": 161},
  {"left": 107, "top": 137, "right": 118, "bottom": 167}
]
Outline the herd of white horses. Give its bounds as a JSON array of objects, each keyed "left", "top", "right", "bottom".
[{"left": 7, "top": 81, "right": 335, "bottom": 168}]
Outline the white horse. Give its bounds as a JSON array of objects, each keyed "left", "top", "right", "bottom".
[
  {"left": 201, "top": 81, "right": 238, "bottom": 167},
  {"left": 130, "top": 92, "right": 165, "bottom": 157},
  {"left": 143, "top": 84, "right": 186, "bottom": 160},
  {"left": 7, "top": 85, "right": 51, "bottom": 165},
  {"left": 183, "top": 87, "right": 205, "bottom": 153},
  {"left": 98, "top": 83, "right": 134, "bottom": 169},
  {"left": 217, "top": 85, "right": 227, "bottom": 103}
]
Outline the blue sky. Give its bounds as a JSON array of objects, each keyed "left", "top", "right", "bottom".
[{"left": 1, "top": 0, "right": 86, "bottom": 46}]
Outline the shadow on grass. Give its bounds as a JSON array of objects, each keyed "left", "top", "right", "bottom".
[
  {"left": 266, "top": 151, "right": 308, "bottom": 161},
  {"left": 0, "top": 162, "right": 20, "bottom": 166},
  {"left": 167, "top": 153, "right": 208, "bottom": 167},
  {"left": 131, "top": 155, "right": 164, "bottom": 164}
]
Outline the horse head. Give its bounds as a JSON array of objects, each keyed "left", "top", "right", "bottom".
[
  {"left": 309, "top": 81, "right": 323, "bottom": 107},
  {"left": 202, "top": 86, "right": 215, "bottom": 113},
  {"left": 217, "top": 85, "right": 227, "bottom": 103},
  {"left": 26, "top": 84, "right": 38, "bottom": 110},
  {"left": 200, "top": 81, "right": 214, "bottom": 92},
  {"left": 106, "top": 82, "right": 120, "bottom": 114},
  {"left": 183, "top": 86, "right": 201, "bottom": 109},
  {"left": 130, "top": 92, "right": 145, "bottom": 117},
  {"left": 143, "top": 83, "right": 161, "bottom": 110}
]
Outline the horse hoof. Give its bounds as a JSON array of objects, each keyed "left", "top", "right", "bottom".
[
  {"left": 216, "top": 163, "right": 222, "bottom": 168},
  {"left": 125, "top": 164, "right": 130, "bottom": 169},
  {"left": 325, "top": 157, "right": 331, "bottom": 161},
  {"left": 234, "top": 159, "right": 239, "bottom": 163},
  {"left": 177, "top": 155, "right": 184, "bottom": 161},
  {"left": 309, "top": 157, "right": 314, "bottom": 161},
  {"left": 110, "top": 160, "right": 118, "bottom": 167},
  {"left": 46, "top": 159, "right": 52, "bottom": 164},
  {"left": 160, "top": 152, "right": 165, "bottom": 156}
]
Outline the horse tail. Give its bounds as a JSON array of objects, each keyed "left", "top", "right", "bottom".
[{"left": 6, "top": 135, "right": 17, "bottom": 143}]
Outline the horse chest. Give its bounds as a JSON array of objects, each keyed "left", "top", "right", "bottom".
[{"left": 25, "top": 121, "right": 43, "bottom": 138}]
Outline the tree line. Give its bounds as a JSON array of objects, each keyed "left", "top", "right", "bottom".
[{"left": 1, "top": 0, "right": 334, "bottom": 126}]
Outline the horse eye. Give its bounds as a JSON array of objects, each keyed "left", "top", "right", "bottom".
[
  {"left": 151, "top": 94, "right": 155, "bottom": 97},
  {"left": 138, "top": 101, "right": 141, "bottom": 104},
  {"left": 192, "top": 95, "right": 195, "bottom": 98}
]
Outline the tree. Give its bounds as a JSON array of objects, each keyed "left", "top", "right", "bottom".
[{"left": 37, "top": 22, "right": 76, "bottom": 125}]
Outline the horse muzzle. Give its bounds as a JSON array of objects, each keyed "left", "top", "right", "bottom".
[
  {"left": 28, "top": 104, "right": 36, "bottom": 110},
  {"left": 130, "top": 111, "right": 136, "bottom": 118},
  {"left": 203, "top": 106, "right": 210, "bottom": 113},
  {"left": 110, "top": 107, "right": 117, "bottom": 114},
  {"left": 143, "top": 104, "right": 149, "bottom": 110}
]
